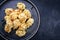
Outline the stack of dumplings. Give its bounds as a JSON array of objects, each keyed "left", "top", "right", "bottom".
[{"left": 4, "top": 2, "right": 34, "bottom": 37}]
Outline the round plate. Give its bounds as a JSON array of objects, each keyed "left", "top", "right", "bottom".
[{"left": 0, "top": 0, "right": 40, "bottom": 40}]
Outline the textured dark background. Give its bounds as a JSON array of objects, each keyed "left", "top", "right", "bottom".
[{"left": 0, "top": 0, "right": 60, "bottom": 40}]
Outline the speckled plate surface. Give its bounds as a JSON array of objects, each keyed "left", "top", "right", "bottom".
[{"left": 0, "top": 0, "right": 40, "bottom": 40}]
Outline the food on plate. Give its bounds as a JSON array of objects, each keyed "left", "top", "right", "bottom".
[
  {"left": 17, "top": 2, "right": 26, "bottom": 10},
  {"left": 13, "top": 19, "right": 21, "bottom": 30},
  {"left": 4, "top": 24, "right": 12, "bottom": 33},
  {"left": 10, "top": 12, "right": 18, "bottom": 20},
  {"left": 18, "top": 23, "right": 27, "bottom": 30},
  {"left": 18, "top": 13, "right": 27, "bottom": 23},
  {"left": 16, "top": 30, "right": 26, "bottom": 37},
  {"left": 4, "top": 2, "right": 34, "bottom": 37},
  {"left": 26, "top": 18, "right": 34, "bottom": 28},
  {"left": 5, "top": 8, "right": 14, "bottom": 15},
  {"left": 23, "top": 9, "right": 31, "bottom": 18},
  {"left": 14, "top": 9, "right": 22, "bottom": 15}
]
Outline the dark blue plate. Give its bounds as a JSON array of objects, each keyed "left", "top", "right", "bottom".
[{"left": 0, "top": 0, "right": 40, "bottom": 40}]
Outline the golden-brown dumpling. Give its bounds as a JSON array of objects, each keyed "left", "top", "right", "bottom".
[
  {"left": 13, "top": 19, "right": 21, "bottom": 29},
  {"left": 14, "top": 9, "right": 20, "bottom": 12},
  {"left": 16, "top": 30, "right": 26, "bottom": 37},
  {"left": 4, "top": 16, "right": 13, "bottom": 28},
  {"left": 18, "top": 23, "right": 27, "bottom": 30},
  {"left": 23, "top": 9, "right": 31, "bottom": 18},
  {"left": 10, "top": 12, "right": 18, "bottom": 20},
  {"left": 4, "top": 24, "right": 11, "bottom": 33},
  {"left": 5, "top": 8, "right": 14, "bottom": 15},
  {"left": 26, "top": 18, "right": 34, "bottom": 28},
  {"left": 14, "top": 9, "right": 22, "bottom": 15},
  {"left": 18, "top": 13, "right": 27, "bottom": 23},
  {"left": 6, "top": 20, "right": 13, "bottom": 28},
  {"left": 4, "top": 16, "right": 11, "bottom": 21},
  {"left": 17, "top": 2, "right": 26, "bottom": 10}
]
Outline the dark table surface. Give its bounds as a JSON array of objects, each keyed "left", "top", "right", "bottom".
[{"left": 0, "top": 0, "right": 60, "bottom": 40}]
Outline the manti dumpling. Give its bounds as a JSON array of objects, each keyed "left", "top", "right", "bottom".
[
  {"left": 5, "top": 8, "right": 14, "bottom": 15},
  {"left": 23, "top": 9, "right": 31, "bottom": 18},
  {"left": 9, "top": 12, "right": 18, "bottom": 20},
  {"left": 26, "top": 18, "right": 34, "bottom": 28},
  {"left": 18, "top": 13, "right": 27, "bottom": 23},
  {"left": 17, "top": 2, "right": 26, "bottom": 10},
  {"left": 4, "top": 24, "right": 12, "bottom": 33},
  {"left": 18, "top": 23, "right": 27, "bottom": 30},
  {"left": 13, "top": 19, "right": 21, "bottom": 30},
  {"left": 16, "top": 30, "right": 26, "bottom": 37}
]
